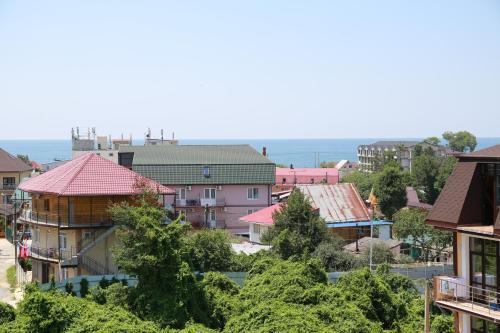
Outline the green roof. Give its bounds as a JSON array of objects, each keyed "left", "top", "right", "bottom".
[
  {"left": 120, "top": 145, "right": 273, "bottom": 165},
  {"left": 120, "top": 145, "right": 276, "bottom": 185}
]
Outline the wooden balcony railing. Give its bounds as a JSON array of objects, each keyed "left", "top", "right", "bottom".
[{"left": 434, "top": 276, "right": 500, "bottom": 321}]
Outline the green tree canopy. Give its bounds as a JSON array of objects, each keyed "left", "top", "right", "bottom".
[
  {"left": 262, "top": 189, "right": 328, "bottom": 259},
  {"left": 393, "top": 208, "right": 452, "bottom": 261},
  {"left": 373, "top": 165, "right": 407, "bottom": 219},
  {"left": 341, "top": 171, "right": 376, "bottom": 200},
  {"left": 186, "top": 229, "right": 234, "bottom": 273},
  {"left": 442, "top": 130, "right": 477, "bottom": 152},
  {"left": 109, "top": 193, "right": 208, "bottom": 328}
]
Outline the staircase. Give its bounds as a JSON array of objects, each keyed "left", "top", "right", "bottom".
[{"left": 79, "top": 254, "right": 118, "bottom": 275}]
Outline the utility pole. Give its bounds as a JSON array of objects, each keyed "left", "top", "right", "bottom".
[{"left": 424, "top": 280, "right": 430, "bottom": 333}]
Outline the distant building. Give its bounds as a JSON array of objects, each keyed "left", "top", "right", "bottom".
[
  {"left": 335, "top": 159, "right": 358, "bottom": 180},
  {"left": 357, "top": 140, "right": 450, "bottom": 172},
  {"left": 274, "top": 167, "right": 339, "bottom": 191},
  {"left": 0, "top": 148, "right": 32, "bottom": 204},
  {"left": 71, "top": 127, "right": 132, "bottom": 163},
  {"left": 18, "top": 153, "right": 174, "bottom": 283},
  {"left": 241, "top": 183, "right": 392, "bottom": 244},
  {"left": 118, "top": 144, "right": 275, "bottom": 234}
]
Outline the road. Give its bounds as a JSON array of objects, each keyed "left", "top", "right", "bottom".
[{"left": 0, "top": 239, "right": 15, "bottom": 305}]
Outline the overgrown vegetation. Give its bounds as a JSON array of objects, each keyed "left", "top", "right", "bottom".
[{"left": 6, "top": 266, "right": 16, "bottom": 290}]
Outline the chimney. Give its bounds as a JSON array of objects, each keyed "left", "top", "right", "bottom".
[
  {"left": 290, "top": 164, "right": 294, "bottom": 169},
  {"left": 262, "top": 147, "right": 267, "bottom": 156}
]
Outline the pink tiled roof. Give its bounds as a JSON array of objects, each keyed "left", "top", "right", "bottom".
[
  {"left": 19, "top": 153, "right": 174, "bottom": 196},
  {"left": 276, "top": 168, "right": 339, "bottom": 177},
  {"left": 239, "top": 204, "right": 282, "bottom": 225}
]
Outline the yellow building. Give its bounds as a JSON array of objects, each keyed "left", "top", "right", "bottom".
[
  {"left": 0, "top": 148, "right": 32, "bottom": 204},
  {"left": 18, "top": 153, "right": 174, "bottom": 283}
]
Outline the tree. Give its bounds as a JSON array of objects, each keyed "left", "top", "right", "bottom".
[
  {"left": 262, "top": 190, "right": 328, "bottom": 259},
  {"left": 362, "top": 243, "right": 394, "bottom": 265},
  {"left": 412, "top": 154, "right": 440, "bottom": 204},
  {"left": 187, "top": 229, "right": 235, "bottom": 273},
  {"left": 442, "top": 130, "right": 477, "bottom": 152},
  {"left": 0, "top": 303, "right": 15, "bottom": 325},
  {"left": 393, "top": 208, "right": 452, "bottom": 262},
  {"left": 373, "top": 165, "right": 407, "bottom": 219},
  {"left": 319, "top": 161, "right": 336, "bottom": 168},
  {"left": 311, "top": 237, "right": 364, "bottom": 271},
  {"left": 372, "top": 150, "right": 398, "bottom": 172},
  {"left": 341, "top": 171, "right": 376, "bottom": 200},
  {"left": 109, "top": 192, "right": 208, "bottom": 328},
  {"left": 423, "top": 137, "right": 441, "bottom": 146},
  {"left": 435, "top": 156, "right": 457, "bottom": 193},
  {"left": 16, "top": 154, "right": 30, "bottom": 165}
]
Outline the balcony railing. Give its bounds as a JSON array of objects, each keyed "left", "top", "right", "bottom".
[
  {"left": 30, "top": 246, "right": 60, "bottom": 261},
  {"left": 175, "top": 197, "right": 226, "bottom": 207},
  {"left": 20, "top": 210, "right": 114, "bottom": 228},
  {"left": 434, "top": 276, "right": 500, "bottom": 321},
  {"left": 0, "top": 183, "right": 17, "bottom": 190}
]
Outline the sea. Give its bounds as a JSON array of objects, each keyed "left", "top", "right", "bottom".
[{"left": 1, "top": 138, "right": 499, "bottom": 168}]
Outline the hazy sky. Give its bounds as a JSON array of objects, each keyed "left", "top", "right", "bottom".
[{"left": 1, "top": 1, "right": 499, "bottom": 140}]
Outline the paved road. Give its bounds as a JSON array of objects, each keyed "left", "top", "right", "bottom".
[{"left": 0, "top": 239, "right": 15, "bottom": 305}]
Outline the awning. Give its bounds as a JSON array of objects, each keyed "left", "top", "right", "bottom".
[{"left": 326, "top": 220, "right": 393, "bottom": 228}]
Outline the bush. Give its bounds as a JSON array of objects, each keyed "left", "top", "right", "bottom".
[
  {"left": 6, "top": 266, "right": 15, "bottom": 289},
  {"left": 187, "top": 229, "right": 234, "bottom": 273},
  {"left": 79, "top": 278, "right": 89, "bottom": 298},
  {"left": 202, "top": 272, "right": 239, "bottom": 328},
  {"left": 363, "top": 243, "right": 395, "bottom": 265},
  {"left": 431, "top": 315, "right": 454, "bottom": 333},
  {"left": 312, "top": 241, "right": 363, "bottom": 271},
  {"left": 65, "top": 282, "right": 76, "bottom": 296},
  {"left": 99, "top": 277, "right": 110, "bottom": 289},
  {"left": 0, "top": 302, "right": 15, "bottom": 325},
  {"left": 104, "top": 283, "right": 131, "bottom": 309}
]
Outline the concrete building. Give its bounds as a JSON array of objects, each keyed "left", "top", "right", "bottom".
[
  {"left": 426, "top": 144, "right": 500, "bottom": 332},
  {"left": 357, "top": 140, "right": 450, "bottom": 172},
  {"left": 118, "top": 144, "right": 276, "bottom": 234},
  {"left": 71, "top": 127, "right": 132, "bottom": 163},
  {"left": 274, "top": 167, "right": 339, "bottom": 192},
  {"left": 18, "top": 153, "right": 173, "bottom": 283}
]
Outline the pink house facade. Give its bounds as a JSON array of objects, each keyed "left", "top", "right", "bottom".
[
  {"left": 118, "top": 145, "right": 275, "bottom": 234},
  {"left": 275, "top": 168, "right": 339, "bottom": 186}
]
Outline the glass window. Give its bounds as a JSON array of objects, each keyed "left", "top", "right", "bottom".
[
  {"left": 471, "top": 238, "right": 483, "bottom": 253},
  {"left": 472, "top": 254, "right": 483, "bottom": 284},
  {"left": 209, "top": 209, "right": 216, "bottom": 221},
  {"left": 204, "top": 188, "right": 216, "bottom": 199},
  {"left": 247, "top": 188, "right": 259, "bottom": 200},
  {"left": 203, "top": 166, "right": 210, "bottom": 178},
  {"left": 485, "top": 239, "right": 497, "bottom": 256},
  {"left": 176, "top": 188, "right": 186, "bottom": 200}
]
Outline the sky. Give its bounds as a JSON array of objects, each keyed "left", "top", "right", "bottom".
[{"left": 0, "top": 1, "right": 499, "bottom": 140}]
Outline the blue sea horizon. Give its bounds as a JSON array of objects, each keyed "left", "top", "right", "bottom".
[{"left": 1, "top": 137, "right": 499, "bottom": 167}]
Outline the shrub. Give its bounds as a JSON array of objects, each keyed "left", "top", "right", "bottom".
[
  {"left": 104, "top": 283, "right": 131, "bottom": 309},
  {"left": 99, "top": 277, "right": 110, "bottom": 289},
  {"left": 65, "top": 282, "right": 76, "bottom": 296},
  {"left": 312, "top": 241, "right": 363, "bottom": 271},
  {"left": 79, "top": 278, "right": 89, "bottom": 298},
  {"left": 431, "top": 315, "right": 454, "bottom": 333},
  {"left": 187, "top": 230, "right": 234, "bottom": 273},
  {"left": 0, "top": 302, "right": 15, "bottom": 325}
]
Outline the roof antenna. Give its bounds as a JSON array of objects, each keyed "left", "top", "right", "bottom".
[{"left": 161, "top": 129, "right": 164, "bottom": 141}]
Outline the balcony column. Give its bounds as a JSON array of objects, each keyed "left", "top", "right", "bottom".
[{"left": 57, "top": 196, "right": 61, "bottom": 282}]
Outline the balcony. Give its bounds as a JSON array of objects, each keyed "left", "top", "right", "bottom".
[
  {"left": 434, "top": 276, "right": 500, "bottom": 323},
  {"left": 200, "top": 198, "right": 226, "bottom": 207},
  {"left": 20, "top": 210, "right": 114, "bottom": 228},
  {"left": 30, "top": 246, "right": 60, "bottom": 262},
  {"left": 0, "top": 183, "right": 17, "bottom": 191}
]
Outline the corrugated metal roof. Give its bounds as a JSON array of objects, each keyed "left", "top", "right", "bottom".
[
  {"left": 296, "top": 183, "right": 371, "bottom": 223},
  {"left": 19, "top": 153, "right": 174, "bottom": 196}
]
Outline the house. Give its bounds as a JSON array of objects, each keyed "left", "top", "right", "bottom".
[
  {"left": 406, "top": 186, "right": 433, "bottom": 210},
  {"left": 240, "top": 204, "right": 282, "bottom": 243},
  {"left": 357, "top": 140, "right": 450, "bottom": 172},
  {"left": 426, "top": 144, "right": 500, "bottom": 332},
  {"left": 18, "top": 153, "right": 174, "bottom": 283},
  {"left": 296, "top": 184, "right": 392, "bottom": 242},
  {"left": 274, "top": 167, "right": 339, "bottom": 191},
  {"left": 241, "top": 184, "right": 393, "bottom": 244},
  {"left": 335, "top": 160, "right": 358, "bottom": 180},
  {"left": 0, "top": 148, "right": 32, "bottom": 204},
  {"left": 118, "top": 144, "right": 276, "bottom": 234}
]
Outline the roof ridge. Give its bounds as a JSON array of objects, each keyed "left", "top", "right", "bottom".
[{"left": 58, "top": 153, "right": 95, "bottom": 195}]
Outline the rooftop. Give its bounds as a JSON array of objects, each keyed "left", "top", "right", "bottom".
[
  {"left": 361, "top": 140, "right": 421, "bottom": 148},
  {"left": 276, "top": 168, "right": 338, "bottom": 177},
  {"left": 296, "top": 183, "right": 371, "bottom": 223},
  {"left": 19, "top": 153, "right": 174, "bottom": 196},
  {"left": 460, "top": 144, "right": 500, "bottom": 161},
  {"left": 120, "top": 144, "right": 274, "bottom": 165},
  {"left": 343, "top": 237, "right": 403, "bottom": 253},
  {"left": 239, "top": 204, "right": 283, "bottom": 225},
  {"left": 0, "top": 148, "right": 32, "bottom": 173}
]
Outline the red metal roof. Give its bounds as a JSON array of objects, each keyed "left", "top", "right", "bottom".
[
  {"left": 19, "top": 153, "right": 174, "bottom": 196},
  {"left": 239, "top": 204, "right": 282, "bottom": 225}
]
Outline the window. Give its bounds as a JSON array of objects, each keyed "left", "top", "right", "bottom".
[
  {"left": 247, "top": 209, "right": 256, "bottom": 215},
  {"left": 254, "top": 224, "right": 261, "bottom": 234},
  {"left": 203, "top": 166, "right": 210, "bottom": 178},
  {"left": 44, "top": 199, "right": 50, "bottom": 212},
  {"left": 2, "top": 177, "right": 15, "bottom": 190},
  {"left": 471, "top": 316, "right": 500, "bottom": 333},
  {"left": 470, "top": 237, "right": 498, "bottom": 295},
  {"left": 204, "top": 188, "right": 216, "bottom": 199},
  {"left": 209, "top": 209, "right": 216, "bottom": 221},
  {"left": 61, "top": 268, "right": 68, "bottom": 281},
  {"left": 176, "top": 188, "right": 186, "bottom": 200},
  {"left": 34, "top": 228, "right": 40, "bottom": 243},
  {"left": 83, "top": 231, "right": 94, "bottom": 240},
  {"left": 108, "top": 152, "right": 114, "bottom": 157},
  {"left": 247, "top": 188, "right": 259, "bottom": 200},
  {"left": 282, "top": 178, "right": 286, "bottom": 184},
  {"left": 59, "top": 233, "right": 67, "bottom": 250}
]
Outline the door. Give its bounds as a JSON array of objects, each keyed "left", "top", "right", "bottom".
[
  {"left": 208, "top": 209, "right": 216, "bottom": 228},
  {"left": 42, "top": 262, "right": 49, "bottom": 284}
]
